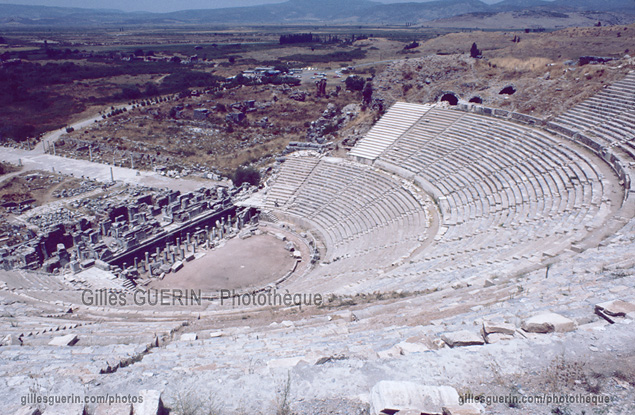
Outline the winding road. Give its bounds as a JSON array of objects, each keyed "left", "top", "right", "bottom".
[{"left": 1, "top": 105, "right": 222, "bottom": 192}]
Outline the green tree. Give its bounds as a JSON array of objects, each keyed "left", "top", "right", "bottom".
[
  {"left": 362, "top": 80, "right": 373, "bottom": 106},
  {"left": 345, "top": 75, "right": 365, "bottom": 91},
  {"left": 144, "top": 83, "right": 159, "bottom": 97},
  {"left": 233, "top": 166, "right": 260, "bottom": 187},
  {"left": 470, "top": 42, "right": 481, "bottom": 59},
  {"left": 121, "top": 86, "right": 142, "bottom": 99}
]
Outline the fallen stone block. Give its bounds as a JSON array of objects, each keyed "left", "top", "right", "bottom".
[
  {"left": 441, "top": 331, "right": 484, "bottom": 348},
  {"left": 595, "top": 300, "right": 635, "bottom": 318},
  {"left": 171, "top": 261, "right": 183, "bottom": 273},
  {"left": 370, "top": 381, "right": 459, "bottom": 415},
  {"left": 81, "top": 259, "right": 95, "bottom": 268},
  {"left": 95, "top": 259, "right": 110, "bottom": 270},
  {"left": 1, "top": 334, "right": 21, "bottom": 346},
  {"left": 209, "top": 331, "right": 223, "bottom": 338},
  {"left": 482, "top": 321, "right": 515, "bottom": 336},
  {"left": 94, "top": 403, "right": 132, "bottom": 415},
  {"left": 48, "top": 334, "right": 79, "bottom": 346},
  {"left": 133, "top": 390, "right": 167, "bottom": 415},
  {"left": 180, "top": 333, "right": 198, "bottom": 341},
  {"left": 522, "top": 313, "right": 576, "bottom": 333}
]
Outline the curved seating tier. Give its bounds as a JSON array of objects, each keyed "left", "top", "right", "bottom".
[
  {"left": 264, "top": 156, "right": 432, "bottom": 272},
  {"left": 265, "top": 73, "right": 635, "bottom": 294},
  {"left": 368, "top": 105, "right": 615, "bottom": 292},
  {"left": 552, "top": 71, "right": 635, "bottom": 158},
  {"left": 348, "top": 102, "right": 434, "bottom": 160}
]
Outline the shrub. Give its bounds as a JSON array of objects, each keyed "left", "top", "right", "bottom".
[
  {"left": 345, "top": 75, "right": 365, "bottom": 91},
  {"left": 233, "top": 166, "right": 260, "bottom": 187}
]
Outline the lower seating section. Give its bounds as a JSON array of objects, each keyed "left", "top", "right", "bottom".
[
  {"left": 265, "top": 156, "right": 431, "bottom": 273},
  {"left": 264, "top": 155, "right": 320, "bottom": 210}
]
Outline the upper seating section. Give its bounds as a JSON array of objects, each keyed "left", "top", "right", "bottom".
[
  {"left": 355, "top": 103, "right": 615, "bottom": 292},
  {"left": 265, "top": 78, "right": 632, "bottom": 293},
  {"left": 349, "top": 102, "right": 433, "bottom": 161},
  {"left": 553, "top": 71, "right": 635, "bottom": 158}
]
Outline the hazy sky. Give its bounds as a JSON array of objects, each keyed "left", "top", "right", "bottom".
[{"left": 3, "top": 0, "right": 510, "bottom": 13}]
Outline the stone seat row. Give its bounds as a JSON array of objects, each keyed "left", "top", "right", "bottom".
[
  {"left": 349, "top": 102, "right": 433, "bottom": 160},
  {"left": 266, "top": 157, "right": 429, "bottom": 264},
  {"left": 364, "top": 107, "right": 611, "bottom": 292},
  {"left": 264, "top": 156, "right": 320, "bottom": 209}
]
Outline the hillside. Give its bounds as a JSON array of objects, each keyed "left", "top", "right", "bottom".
[{"left": 0, "top": 0, "right": 633, "bottom": 26}]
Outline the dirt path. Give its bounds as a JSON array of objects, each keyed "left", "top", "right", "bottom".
[{"left": 1, "top": 101, "right": 225, "bottom": 192}]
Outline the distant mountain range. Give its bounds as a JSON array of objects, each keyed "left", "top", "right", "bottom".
[{"left": 0, "top": 0, "right": 633, "bottom": 26}]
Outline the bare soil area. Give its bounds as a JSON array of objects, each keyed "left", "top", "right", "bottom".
[{"left": 150, "top": 234, "right": 296, "bottom": 292}]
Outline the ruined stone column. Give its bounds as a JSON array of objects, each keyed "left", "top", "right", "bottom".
[
  {"left": 170, "top": 251, "right": 175, "bottom": 263},
  {"left": 205, "top": 226, "right": 209, "bottom": 240},
  {"left": 187, "top": 232, "right": 191, "bottom": 244},
  {"left": 145, "top": 251, "right": 150, "bottom": 271}
]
